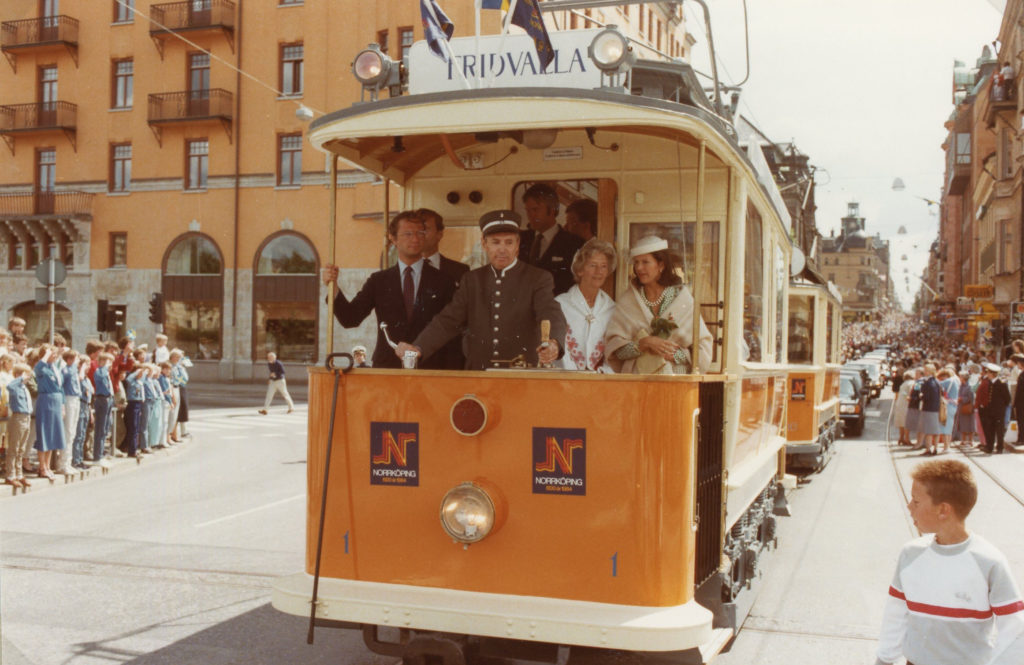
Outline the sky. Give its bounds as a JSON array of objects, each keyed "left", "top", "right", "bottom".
[{"left": 683, "top": 0, "right": 1005, "bottom": 310}]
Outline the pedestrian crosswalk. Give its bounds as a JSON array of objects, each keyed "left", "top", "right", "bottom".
[{"left": 188, "top": 408, "right": 308, "bottom": 437}]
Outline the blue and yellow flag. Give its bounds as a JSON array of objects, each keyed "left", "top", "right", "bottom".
[
  {"left": 421, "top": 0, "right": 455, "bottom": 61},
  {"left": 481, "top": 0, "right": 554, "bottom": 71}
]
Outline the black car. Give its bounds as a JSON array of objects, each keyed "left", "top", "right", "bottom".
[
  {"left": 839, "top": 375, "right": 866, "bottom": 436},
  {"left": 841, "top": 365, "right": 872, "bottom": 403}
]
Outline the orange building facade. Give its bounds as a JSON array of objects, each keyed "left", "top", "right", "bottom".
[{"left": 0, "top": 0, "right": 687, "bottom": 378}]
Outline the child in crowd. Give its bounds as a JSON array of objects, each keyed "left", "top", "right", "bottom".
[
  {"left": 4, "top": 363, "right": 33, "bottom": 488},
  {"left": 875, "top": 459, "right": 1024, "bottom": 665},
  {"left": 122, "top": 367, "right": 146, "bottom": 458},
  {"left": 144, "top": 364, "right": 162, "bottom": 451},
  {"left": 158, "top": 362, "right": 174, "bottom": 446},
  {"left": 92, "top": 352, "right": 114, "bottom": 467},
  {"left": 154, "top": 334, "right": 170, "bottom": 364},
  {"left": 58, "top": 350, "right": 81, "bottom": 474},
  {"left": 72, "top": 358, "right": 93, "bottom": 469}
]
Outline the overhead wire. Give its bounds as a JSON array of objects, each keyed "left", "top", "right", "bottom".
[{"left": 112, "top": 0, "right": 324, "bottom": 117}]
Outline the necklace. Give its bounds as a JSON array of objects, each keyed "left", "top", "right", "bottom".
[{"left": 640, "top": 287, "right": 666, "bottom": 311}]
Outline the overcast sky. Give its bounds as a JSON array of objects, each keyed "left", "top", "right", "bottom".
[{"left": 683, "top": 0, "right": 1004, "bottom": 309}]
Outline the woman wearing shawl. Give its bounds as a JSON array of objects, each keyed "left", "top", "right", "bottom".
[
  {"left": 555, "top": 238, "right": 618, "bottom": 372},
  {"left": 605, "top": 236, "right": 713, "bottom": 374}
]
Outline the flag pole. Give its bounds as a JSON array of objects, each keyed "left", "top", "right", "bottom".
[
  {"left": 474, "top": 0, "right": 482, "bottom": 90},
  {"left": 485, "top": 0, "right": 520, "bottom": 88}
]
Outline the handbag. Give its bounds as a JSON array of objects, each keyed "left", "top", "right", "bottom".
[
  {"left": 939, "top": 398, "right": 948, "bottom": 426},
  {"left": 960, "top": 403, "right": 974, "bottom": 415},
  {"left": 1006, "top": 420, "right": 1019, "bottom": 444}
]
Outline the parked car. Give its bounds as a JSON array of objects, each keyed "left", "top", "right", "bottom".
[
  {"left": 846, "top": 361, "right": 883, "bottom": 398},
  {"left": 842, "top": 365, "right": 872, "bottom": 403},
  {"left": 839, "top": 375, "right": 866, "bottom": 436}
]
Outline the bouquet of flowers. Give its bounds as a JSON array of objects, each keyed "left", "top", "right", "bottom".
[{"left": 650, "top": 315, "right": 678, "bottom": 338}]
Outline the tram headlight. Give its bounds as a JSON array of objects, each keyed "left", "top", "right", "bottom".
[
  {"left": 440, "top": 482, "right": 496, "bottom": 545},
  {"left": 353, "top": 45, "right": 390, "bottom": 86},
  {"left": 588, "top": 26, "right": 636, "bottom": 74}
]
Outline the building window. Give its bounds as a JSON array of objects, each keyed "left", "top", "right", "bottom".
[
  {"left": 186, "top": 139, "right": 208, "bottom": 190},
  {"left": 254, "top": 233, "right": 319, "bottom": 362},
  {"left": 278, "top": 134, "right": 302, "bottom": 186},
  {"left": 377, "top": 29, "right": 388, "bottom": 54},
  {"left": 12, "top": 301, "right": 73, "bottom": 345},
  {"left": 280, "top": 43, "right": 303, "bottom": 96},
  {"left": 399, "top": 27, "right": 414, "bottom": 60},
  {"left": 112, "top": 59, "right": 133, "bottom": 109},
  {"left": 110, "top": 143, "right": 132, "bottom": 192},
  {"left": 60, "top": 233, "right": 74, "bottom": 270},
  {"left": 110, "top": 232, "right": 127, "bottom": 267},
  {"left": 113, "top": 0, "right": 134, "bottom": 22},
  {"left": 163, "top": 234, "right": 224, "bottom": 360}
]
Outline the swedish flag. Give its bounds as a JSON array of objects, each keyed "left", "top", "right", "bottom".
[{"left": 481, "top": 0, "right": 554, "bottom": 71}]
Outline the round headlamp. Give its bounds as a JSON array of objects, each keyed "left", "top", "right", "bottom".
[
  {"left": 352, "top": 45, "right": 391, "bottom": 87},
  {"left": 440, "top": 482, "right": 496, "bottom": 544},
  {"left": 588, "top": 26, "right": 632, "bottom": 72}
]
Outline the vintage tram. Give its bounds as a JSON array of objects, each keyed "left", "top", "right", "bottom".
[
  {"left": 785, "top": 280, "right": 842, "bottom": 470},
  {"left": 273, "top": 21, "right": 799, "bottom": 665}
]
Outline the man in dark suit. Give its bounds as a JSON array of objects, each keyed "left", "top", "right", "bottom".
[
  {"left": 321, "top": 211, "right": 460, "bottom": 369},
  {"left": 418, "top": 208, "right": 470, "bottom": 284},
  {"left": 518, "top": 182, "right": 584, "bottom": 296},
  {"left": 397, "top": 210, "right": 566, "bottom": 370}
]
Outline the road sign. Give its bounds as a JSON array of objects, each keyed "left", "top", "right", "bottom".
[
  {"left": 35, "top": 287, "right": 67, "bottom": 305},
  {"left": 34, "top": 257, "right": 66, "bottom": 286}
]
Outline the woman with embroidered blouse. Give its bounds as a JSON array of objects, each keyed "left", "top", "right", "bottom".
[
  {"left": 605, "top": 236, "right": 713, "bottom": 375},
  {"left": 555, "top": 238, "right": 617, "bottom": 372}
]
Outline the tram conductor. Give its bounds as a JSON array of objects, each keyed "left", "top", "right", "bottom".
[
  {"left": 397, "top": 210, "right": 566, "bottom": 369},
  {"left": 321, "top": 211, "right": 461, "bottom": 369}
]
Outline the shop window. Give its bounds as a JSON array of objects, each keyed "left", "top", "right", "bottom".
[
  {"left": 253, "top": 233, "right": 318, "bottom": 362},
  {"left": 12, "top": 301, "right": 72, "bottom": 345},
  {"left": 163, "top": 234, "right": 223, "bottom": 359}
]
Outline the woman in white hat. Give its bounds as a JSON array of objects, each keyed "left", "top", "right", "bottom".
[
  {"left": 604, "top": 236, "right": 713, "bottom": 374},
  {"left": 555, "top": 238, "right": 617, "bottom": 372}
]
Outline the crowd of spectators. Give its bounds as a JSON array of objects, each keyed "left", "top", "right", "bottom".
[{"left": 0, "top": 319, "right": 193, "bottom": 488}]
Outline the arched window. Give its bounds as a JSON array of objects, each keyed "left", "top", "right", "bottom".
[
  {"left": 253, "top": 232, "right": 319, "bottom": 362},
  {"left": 10, "top": 301, "right": 72, "bottom": 345},
  {"left": 162, "top": 234, "right": 223, "bottom": 360}
]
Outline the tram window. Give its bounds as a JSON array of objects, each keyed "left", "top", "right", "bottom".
[
  {"left": 744, "top": 203, "right": 764, "bottom": 362},
  {"left": 826, "top": 301, "right": 836, "bottom": 363},
  {"left": 774, "top": 245, "right": 786, "bottom": 362},
  {"left": 509, "top": 179, "right": 607, "bottom": 242},
  {"left": 627, "top": 220, "right": 720, "bottom": 362},
  {"left": 788, "top": 295, "right": 813, "bottom": 364}
]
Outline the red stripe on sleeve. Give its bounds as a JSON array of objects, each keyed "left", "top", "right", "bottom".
[
  {"left": 905, "top": 600, "right": 993, "bottom": 620},
  {"left": 889, "top": 586, "right": 906, "bottom": 601},
  {"left": 992, "top": 600, "right": 1024, "bottom": 616}
]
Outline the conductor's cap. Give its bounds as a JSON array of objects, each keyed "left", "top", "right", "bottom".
[{"left": 479, "top": 209, "right": 522, "bottom": 236}]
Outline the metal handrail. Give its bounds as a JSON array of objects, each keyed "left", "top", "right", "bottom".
[
  {"left": 0, "top": 190, "right": 94, "bottom": 219},
  {"left": 0, "top": 101, "right": 77, "bottom": 131},
  {"left": 1, "top": 15, "right": 79, "bottom": 49},
  {"left": 150, "top": 0, "right": 235, "bottom": 32},
  {"left": 148, "top": 89, "right": 233, "bottom": 123}
]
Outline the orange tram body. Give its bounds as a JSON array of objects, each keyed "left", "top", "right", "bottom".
[
  {"left": 273, "top": 23, "right": 812, "bottom": 665},
  {"left": 785, "top": 281, "right": 843, "bottom": 470}
]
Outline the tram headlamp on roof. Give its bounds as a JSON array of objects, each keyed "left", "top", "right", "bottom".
[
  {"left": 352, "top": 44, "right": 404, "bottom": 102},
  {"left": 588, "top": 26, "right": 636, "bottom": 91}
]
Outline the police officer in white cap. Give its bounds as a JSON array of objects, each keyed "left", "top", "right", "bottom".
[{"left": 397, "top": 210, "right": 566, "bottom": 369}]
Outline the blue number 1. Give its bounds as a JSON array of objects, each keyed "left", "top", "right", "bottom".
[
  {"left": 343, "top": 531, "right": 349, "bottom": 554},
  {"left": 610, "top": 552, "right": 618, "bottom": 577}
]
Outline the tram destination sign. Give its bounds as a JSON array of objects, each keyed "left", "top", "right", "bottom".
[{"left": 409, "top": 30, "right": 603, "bottom": 95}]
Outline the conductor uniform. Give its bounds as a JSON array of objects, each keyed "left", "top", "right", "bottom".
[
  {"left": 333, "top": 261, "right": 460, "bottom": 369},
  {"left": 414, "top": 211, "right": 567, "bottom": 370}
]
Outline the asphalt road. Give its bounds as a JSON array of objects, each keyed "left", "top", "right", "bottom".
[{"left": 3, "top": 390, "right": 1022, "bottom": 665}]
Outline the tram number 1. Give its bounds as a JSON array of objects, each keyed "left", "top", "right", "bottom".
[{"left": 610, "top": 552, "right": 618, "bottom": 577}]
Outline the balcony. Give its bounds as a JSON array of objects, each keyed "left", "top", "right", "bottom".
[
  {"left": 149, "top": 0, "right": 235, "bottom": 56},
  {"left": 0, "top": 101, "right": 77, "bottom": 153},
  {"left": 0, "top": 190, "right": 93, "bottom": 220},
  {"left": 147, "top": 89, "right": 233, "bottom": 144},
  {"left": 1, "top": 15, "right": 79, "bottom": 70}
]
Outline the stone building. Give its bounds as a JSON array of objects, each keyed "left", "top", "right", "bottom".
[
  {"left": 819, "top": 202, "right": 892, "bottom": 321},
  {"left": 0, "top": 0, "right": 688, "bottom": 379}
]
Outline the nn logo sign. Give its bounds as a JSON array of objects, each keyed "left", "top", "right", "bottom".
[
  {"left": 369, "top": 422, "right": 419, "bottom": 486},
  {"left": 532, "top": 427, "right": 585, "bottom": 495}
]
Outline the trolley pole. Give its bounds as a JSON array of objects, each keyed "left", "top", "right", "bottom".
[{"left": 327, "top": 155, "right": 338, "bottom": 356}]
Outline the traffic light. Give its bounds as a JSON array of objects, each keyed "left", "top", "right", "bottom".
[
  {"left": 97, "top": 299, "right": 109, "bottom": 332},
  {"left": 105, "top": 306, "right": 125, "bottom": 332},
  {"left": 148, "top": 292, "right": 164, "bottom": 324}
]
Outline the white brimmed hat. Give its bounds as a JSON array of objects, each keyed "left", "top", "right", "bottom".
[
  {"left": 984, "top": 362, "right": 1001, "bottom": 373},
  {"left": 629, "top": 235, "right": 669, "bottom": 258},
  {"left": 352, "top": 345, "right": 367, "bottom": 354}
]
